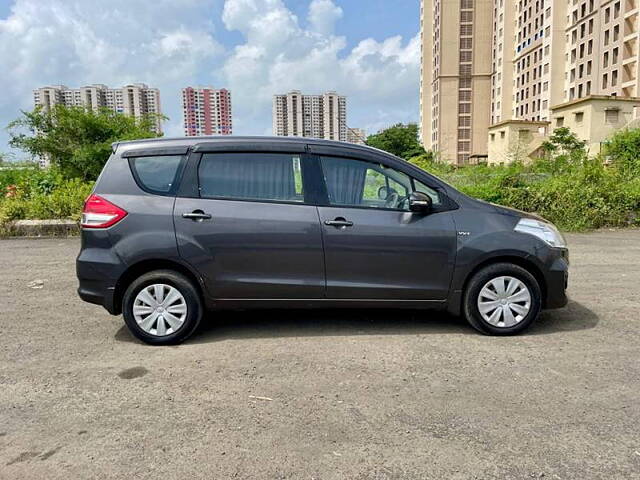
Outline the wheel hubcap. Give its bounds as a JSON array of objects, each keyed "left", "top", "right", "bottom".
[
  {"left": 133, "top": 284, "right": 187, "bottom": 336},
  {"left": 477, "top": 276, "right": 531, "bottom": 328}
]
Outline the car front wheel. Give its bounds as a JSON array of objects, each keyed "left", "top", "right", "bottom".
[
  {"left": 463, "top": 263, "right": 542, "bottom": 335},
  {"left": 122, "top": 270, "right": 203, "bottom": 345}
]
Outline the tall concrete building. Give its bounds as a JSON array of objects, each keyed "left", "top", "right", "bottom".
[
  {"left": 491, "top": 0, "right": 640, "bottom": 123},
  {"left": 182, "top": 87, "right": 232, "bottom": 136},
  {"left": 508, "top": 2, "right": 566, "bottom": 122},
  {"left": 421, "top": 0, "right": 640, "bottom": 164},
  {"left": 564, "top": 0, "right": 640, "bottom": 100},
  {"left": 33, "top": 83, "right": 163, "bottom": 133},
  {"left": 490, "top": 0, "right": 566, "bottom": 124},
  {"left": 420, "top": 0, "right": 494, "bottom": 165},
  {"left": 273, "top": 91, "right": 347, "bottom": 142},
  {"left": 489, "top": 0, "right": 640, "bottom": 164}
]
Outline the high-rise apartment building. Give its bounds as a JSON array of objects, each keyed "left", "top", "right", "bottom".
[
  {"left": 182, "top": 87, "right": 232, "bottom": 136},
  {"left": 273, "top": 91, "right": 347, "bottom": 142},
  {"left": 565, "top": 0, "right": 640, "bottom": 100},
  {"left": 421, "top": 0, "right": 640, "bottom": 164},
  {"left": 33, "top": 83, "right": 163, "bottom": 133},
  {"left": 490, "top": 0, "right": 640, "bottom": 163},
  {"left": 500, "top": 1, "right": 568, "bottom": 124},
  {"left": 492, "top": 0, "right": 640, "bottom": 122},
  {"left": 420, "top": 0, "right": 493, "bottom": 165}
]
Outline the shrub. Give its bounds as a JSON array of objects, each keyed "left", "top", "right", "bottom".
[
  {"left": 603, "top": 128, "right": 640, "bottom": 178},
  {"left": 410, "top": 146, "right": 640, "bottom": 231},
  {"left": 0, "top": 169, "right": 93, "bottom": 227}
]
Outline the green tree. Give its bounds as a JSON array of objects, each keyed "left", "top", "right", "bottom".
[
  {"left": 602, "top": 128, "right": 640, "bottom": 177},
  {"left": 537, "top": 127, "right": 588, "bottom": 174},
  {"left": 541, "top": 127, "right": 587, "bottom": 158},
  {"left": 366, "top": 123, "right": 427, "bottom": 160},
  {"left": 8, "top": 105, "right": 164, "bottom": 181}
]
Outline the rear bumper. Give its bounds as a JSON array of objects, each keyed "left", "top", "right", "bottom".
[
  {"left": 77, "top": 282, "right": 117, "bottom": 314},
  {"left": 76, "top": 238, "right": 123, "bottom": 315}
]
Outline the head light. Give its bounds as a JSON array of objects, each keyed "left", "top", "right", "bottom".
[{"left": 514, "top": 218, "right": 567, "bottom": 248}]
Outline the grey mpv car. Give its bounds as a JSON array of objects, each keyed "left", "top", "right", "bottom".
[{"left": 77, "top": 136, "right": 569, "bottom": 345}]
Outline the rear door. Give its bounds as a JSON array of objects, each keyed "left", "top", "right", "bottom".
[
  {"left": 174, "top": 146, "right": 325, "bottom": 300},
  {"left": 314, "top": 152, "right": 457, "bottom": 300}
]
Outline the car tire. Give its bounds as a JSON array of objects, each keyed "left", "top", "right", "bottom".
[
  {"left": 463, "top": 263, "right": 542, "bottom": 336},
  {"left": 122, "top": 270, "right": 203, "bottom": 345}
]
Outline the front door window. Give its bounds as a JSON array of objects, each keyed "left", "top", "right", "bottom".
[{"left": 320, "top": 156, "right": 441, "bottom": 210}]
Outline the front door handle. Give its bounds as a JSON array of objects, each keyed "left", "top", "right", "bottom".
[
  {"left": 182, "top": 210, "right": 212, "bottom": 221},
  {"left": 324, "top": 217, "right": 354, "bottom": 228}
]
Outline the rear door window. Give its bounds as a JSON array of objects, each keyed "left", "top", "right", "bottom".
[
  {"left": 198, "top": 153, "right": 305, "bottom": 203},
  {"left": 129, "top": 155, "right": 185, "bottom": 194}
]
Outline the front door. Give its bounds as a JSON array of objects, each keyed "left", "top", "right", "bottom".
[
  {"left": 174, "top": 151, "right": 325, "bottom": 299},
  {"left": 317, "top": 155, "right": 456, "bottom": 300}
]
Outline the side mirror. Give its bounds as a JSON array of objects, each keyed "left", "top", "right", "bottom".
[{"left": 408, "top": 191, "right": 432, "bottom": 213}]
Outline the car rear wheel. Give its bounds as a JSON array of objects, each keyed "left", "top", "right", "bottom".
[
  {"left": 463, "top": 263, "right": 541, "bottom": 335},
  {"left": 122, "top": 270, "right": 202, "bottom": 345}
]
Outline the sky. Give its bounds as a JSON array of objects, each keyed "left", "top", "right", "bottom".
[{"left": 0, "top": 0, "right": 421, "bottom": 158}]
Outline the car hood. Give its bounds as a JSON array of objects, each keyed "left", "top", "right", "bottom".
[
  {"left": 490, "top": 202, "right": 547, "bottom": 222},
  {"left": 458, "top": 194, "right": 549, "bottom": 223}
]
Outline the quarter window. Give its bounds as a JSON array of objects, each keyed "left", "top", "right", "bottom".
[
  {"left": 320, "top": 156, "right": 441, "bottom": 211},
  {"left": 129, "top": 155, "right": 185, "bottom": 194},
  {"left": 198, "top": 153, "right": 304, "bottom": 203}
]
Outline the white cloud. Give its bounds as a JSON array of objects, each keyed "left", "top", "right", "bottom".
[
  {"left": 222, "top": 0, "right": 420, "bottom": 136},
  {"left": 308, "top": 0, "right": 343, "bottom": 35},
  {"left": 0, "top": 0, "right": 420, "bottom": 153},
  {"left": 0, "top": 0, "right": 221, "bottom": 151}
]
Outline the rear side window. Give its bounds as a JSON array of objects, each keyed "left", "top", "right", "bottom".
[
  {"left": 129, "top": 155, "right": 185, "bottom": 194},
  {"left": 198, "top": 153, "right": 304, "bottom": 203}
]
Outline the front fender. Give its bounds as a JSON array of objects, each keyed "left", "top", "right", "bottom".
[{"left": 446, "top": 225, "right": 557, "bottom": 316}]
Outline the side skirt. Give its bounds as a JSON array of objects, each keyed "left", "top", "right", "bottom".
[{"left": 206, "top": 298, "right": 448, "bottom": 310}]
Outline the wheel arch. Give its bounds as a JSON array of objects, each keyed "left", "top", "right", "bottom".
[
  {"left": 449, "top": 254, "right": 548, "bottom": 316},
  {"left": 113, "top": 259, "right": 206, "bottom": 315}
]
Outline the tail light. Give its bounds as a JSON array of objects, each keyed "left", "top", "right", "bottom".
[{"left": 81, "top": 194, "right": 127, "bottom": 229}]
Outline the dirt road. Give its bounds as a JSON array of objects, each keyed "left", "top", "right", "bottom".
[{"left": 1, "top": 231, "right": 639, "bottom": 479}]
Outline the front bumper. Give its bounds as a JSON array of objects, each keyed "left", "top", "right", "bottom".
[{"left": 543, "top": 249, "right": 569, "bottom": 309}]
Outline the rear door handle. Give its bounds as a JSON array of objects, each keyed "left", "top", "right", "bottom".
[
  {"left": 324, "top": 218, "right": 353, "bottom": 228},
  {"left": 182, "top": 211, "right": 212, "bottom": 221}
]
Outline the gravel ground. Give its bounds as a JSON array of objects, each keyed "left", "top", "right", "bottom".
[{"left": 1, "top": 231, "right": 639, "bottom": 479}]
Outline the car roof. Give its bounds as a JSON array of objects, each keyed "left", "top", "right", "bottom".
[{"left": 112, "top": 135, "right": 396, "bottom": 159}]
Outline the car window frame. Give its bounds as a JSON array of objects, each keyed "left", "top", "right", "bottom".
[
  {"left": 312, "top": 153, "right": 454, "bottom": 213},
  {"left": 186, "top": 150, "right": 320, "bottom": 207}
]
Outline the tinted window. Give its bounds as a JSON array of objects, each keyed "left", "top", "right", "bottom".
[
  {"left": 199, "top": 153, "right": 304, "bottom": 203},
  {"left": 321, "top": 156, "right": 441, "bottom": 210},
  {"left": 129, "top": 155, "right": 184, "bottom": 194}
]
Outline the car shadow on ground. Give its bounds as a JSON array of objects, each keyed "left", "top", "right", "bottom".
[
  {"left": 526, "top": 300, "right": 599, "bottom": 336},
  {"left": 114, "top": 300, "right": 599, "bottom": 344}
]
